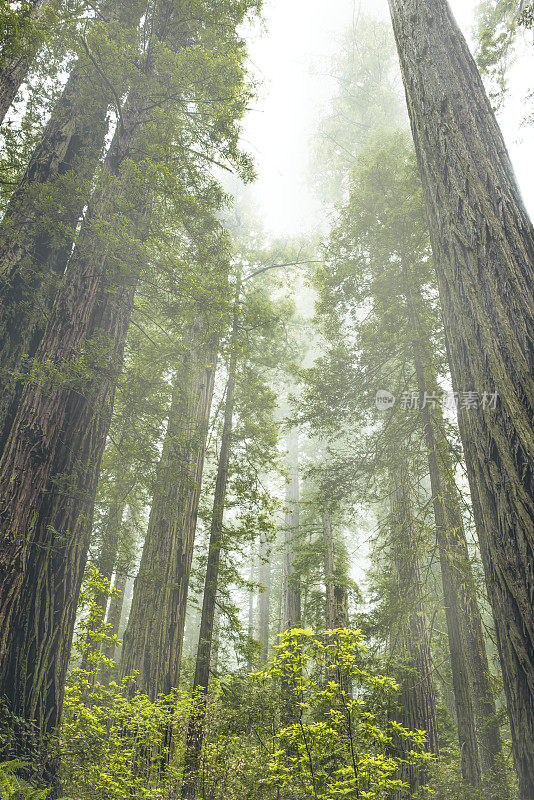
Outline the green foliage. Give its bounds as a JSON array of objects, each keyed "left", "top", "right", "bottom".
[
  {"left": 62, "top": 678, "right": 190, "bottom": 800},
  {"left": 519, "top": 2, "right": 534, "bottom": 27},
  {"left": 475, "top": 0, "right": 520, "bottom": 105},
  {"left": 56, "top": 626, "right": 436, "bottom": 800},
  {"left": 252, "top": 628, "right": 433, "bottom": 800},
  {"left": 474, "top": 0, "right": 534, "bottom": 115},
  {"left": 0, "top": 761, "right": 51, "bottom": 800}
]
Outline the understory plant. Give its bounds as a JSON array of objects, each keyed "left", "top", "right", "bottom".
[{"left": 252, "top": 628, "right": 434, "bottom": 800}]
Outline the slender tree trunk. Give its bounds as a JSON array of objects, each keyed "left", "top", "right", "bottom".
[
  {"left": 283, "top": 429, "right": 300, "bottom": 630},
  {"left": 322, "top": 509, "right": 337, "bottom": 631},
  {"left": 388, "top": 2, "right": 534, "bottom": 794},
  {"left": 100, "top": 504, "right": 137, "bottom": 680},
  {"left": 247, "top": 543, "right": 255, "bottom": 644},
  {"left": 403, "top": 261, "right": 480, "bottom": 786},
  {"left": 389, "top": 462, "right": 440, "bottom": 796},
  {"left": 210, "top": 603, "right": 220, "bottom": 676},
  {"left": 403, "top": 266, "right": 509, "bottom": 794},
  {"left": 419, "top": 385, "right": 482, "bottom": 786},
  {"left": 257, "top": 532, "right": 271, "bottom": 664},
  {"left": 444, "top": 473, "right": 509, "bottom": 789},
  {"left": 0, "top": 0, "right": 145, "bottom": 451},
  {"left": 0, "top": 0, "right": 47, "bottom": 124},
  {"left": 277, "top": 554, "right": 284, "bottom": 638},
  {"left": 121, "top": 322, "right": 218, "bottom": 698},
  {"left": 103, "top": 574, "right": 127, "bottom": 657},
  {"left": 322, "top": 508, "right": 350, "bottom": 699},
  {"left": 181, "top": 313, "right": 237, "bottom": 800},
  {"left": 80, "top": 499, "right": 125, "bottom": 672}
]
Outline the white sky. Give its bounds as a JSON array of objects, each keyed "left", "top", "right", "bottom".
[{"left": 243, "top": 0, "right": 534, "bottom": 236}]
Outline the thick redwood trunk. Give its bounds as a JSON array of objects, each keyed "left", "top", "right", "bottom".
[
  {"left": 0, "top": 1, "right": 145, "bottom": 450},
  {"left": 0, "top": 275, "right": 137, "bottom": 778},
  {"left": 0, "top": 69, "right": 157, "bottom": 778},
  {"left": 121, "top": 322, "right": 218, "bottom": 698},
  {"left": 283, "top": 429, "right": 301, "bottom": 630},
  {"left": 388, "top": 2, "right": 534, "bottom": 794}
]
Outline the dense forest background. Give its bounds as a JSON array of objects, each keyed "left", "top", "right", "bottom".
[{"left": 0, "top": 1, "right": 533, "bottom": 799}]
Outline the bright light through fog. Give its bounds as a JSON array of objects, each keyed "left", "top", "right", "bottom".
[{"left": 244, "top": 0, "right": 534, "bottom": 236}]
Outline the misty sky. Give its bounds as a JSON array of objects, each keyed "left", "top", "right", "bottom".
[{"left": 243, "top": 0, "right": 534, "bottom": 236}]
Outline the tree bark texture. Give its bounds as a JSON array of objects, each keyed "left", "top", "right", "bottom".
[
  {"left": 388, "top": 2, "right": 534, "bottom": 794},
  {"left": 0, "top": 60, "right": 161, "bottom": 774},
  {"left": 121, "top": 323, "right": 218, "bottom": 698},
  {"left": 0, "top": 0, "right": 146, "bottom": 452}
]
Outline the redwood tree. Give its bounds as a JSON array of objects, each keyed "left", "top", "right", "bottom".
[
  {"left": 388, "top": 1, "right": 534, "bottom": 794},
  {"left": 120, "top": 319, "right": 220, "bottom": 697},
  {"left": 0, "top": 0, "right": 256, "bottom": 775},
  {"left": 0, "top": 0, "right": 146, "bottom": 447}
]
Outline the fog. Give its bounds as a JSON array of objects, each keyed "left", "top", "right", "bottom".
[{"left": 244, "top": 0, "right": 534, "bottom": 236}]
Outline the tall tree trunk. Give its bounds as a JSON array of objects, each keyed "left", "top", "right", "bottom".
[
  {"left": 388, "top": 1, "right": 534, "bottom": 794},
  {"left": 181, "top": 313, "right": 237, "bottom": 800},
  {"left": 0, "top": 0, "right": 145, "bottom": 451},
  {"left": 0, "top": 0, "right": 47, "bottom": 124},
  {"left": 283, "top": 428, "right": 300, "bottom": 630},
  {"left": 257, "top": 532, "right": 271, "bottom": 664},
  {"left": 0, "top": 6, "right": 173, "bottom": 769},
  {"left": 121, "top": 322, "right": 218, "bottom": 698},
  {"left": 322, "top": 508, "right": 350, "bottom": 699},
  {"left": 0, "top": 213, "right": 142, "bottom": 782},
  {"left": 389, "top": 462, "right": 440, "bottom": 796},
  {"left": 403, "top": 265, "right": 509, "bottom": 794}
]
